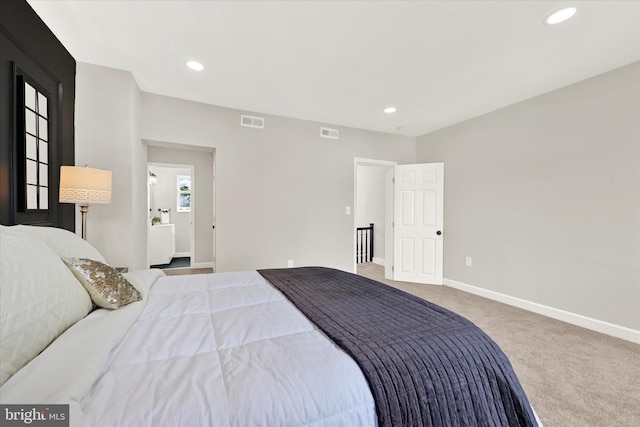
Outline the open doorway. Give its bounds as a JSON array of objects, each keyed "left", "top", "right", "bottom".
[
  {"left": 354, "top": 158, "right": 396, "bottom": 278},
  {"left": 146, "top": 141, "right": 216, "bottom": 273},
  {"left": 148, "top": 162, "right": 195, "bottom": 269},
  {"left": 354, "top": 159, "right": 446, "bottom": 284}
]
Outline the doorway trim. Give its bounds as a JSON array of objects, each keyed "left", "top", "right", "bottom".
[
  {"left": 353, "top": 158, "right": 397, "bottom": 275},
  {"left": 148, "top": 161, "right": 196, "bottom": 269},
  {"left": 145, "top": 139, "right": 216, "bottom": 271}
]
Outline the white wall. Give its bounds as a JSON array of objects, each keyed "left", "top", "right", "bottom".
[
  {"left": 416, "top": 62, "right": 640, "bottom": 332},
  {"left": 76, "top": 61, "right": 637, "bottom": 339},
  {"left": 75, "top": 62, "right": 414, "bottom": 273},
  {"left": 130, "top": 74, "right": 147, "bottom": 271},
  {"left": 75, "top": 62, "right": 147, "bottom": 270},
  {"left": 356, "top": 165, "right": 387, "bottom": 262},
  {"left": 140, "top": 93, "right": 415, "bottom": 273}
]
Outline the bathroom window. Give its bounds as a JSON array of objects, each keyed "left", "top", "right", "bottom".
[{"left": 177, "top": 175, "right": 191, "bottom": 212}]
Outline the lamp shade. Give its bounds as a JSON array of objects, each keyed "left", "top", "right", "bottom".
[{"left": 59, "top": 166, "right": 112, "bottom": 204}]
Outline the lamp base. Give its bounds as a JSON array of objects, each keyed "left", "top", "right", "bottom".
[{"left": 79, "top": 204, "right": 89, "bottom": 240}]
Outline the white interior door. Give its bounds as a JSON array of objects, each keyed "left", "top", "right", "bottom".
[{"left": 393, "top": 163, "right": 444, "bottom": 284}]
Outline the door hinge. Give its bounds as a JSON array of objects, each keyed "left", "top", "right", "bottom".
[{"left": 392, "top": 266, "right": 394, "bottom": 272}]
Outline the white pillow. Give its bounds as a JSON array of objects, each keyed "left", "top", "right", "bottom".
[
  {"left": 0, "top": 233, "right": 93, "bottom": 385},
  {"left": 1, "top": 225, "right": 106, "bottom": 263}
]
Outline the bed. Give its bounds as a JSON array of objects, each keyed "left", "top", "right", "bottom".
[{"left": 0, "top": 225, "right": 541, "bottom": 427}]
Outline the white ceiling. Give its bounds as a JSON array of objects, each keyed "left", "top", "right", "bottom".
[{"left": 27, "top": 0, "right": 640, "bottom": 137}]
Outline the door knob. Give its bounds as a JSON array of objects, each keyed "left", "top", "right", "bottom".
[{"left": 436, "top": 230, "right": 442, "bottom": 236}]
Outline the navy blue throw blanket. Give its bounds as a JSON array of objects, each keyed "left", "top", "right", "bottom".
[{"left": 258, "top": 267, "right": 537, "bottom": 427}]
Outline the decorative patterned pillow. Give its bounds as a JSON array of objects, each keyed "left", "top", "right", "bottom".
[{"left": 62, "top": 258, "right": 142, "bottom": 309}]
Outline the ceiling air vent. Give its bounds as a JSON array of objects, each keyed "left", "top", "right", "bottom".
[
  {"left": 320, "top": 127, "right": 339, "bottom": 140},
  {"left": 240, "top": 114, "right": 264, "bottom": 129}
]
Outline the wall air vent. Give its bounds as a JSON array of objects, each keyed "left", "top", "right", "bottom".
[
  {"left": 320, "top": 127, "right": 339, "bottom": 140},
  {"left": 240, "top": 114, "right": 264, "bottom": 129}
]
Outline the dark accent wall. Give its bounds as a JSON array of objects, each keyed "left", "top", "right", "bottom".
[{"left": 0, "top": 0, "right": 75, "bottom": 230}]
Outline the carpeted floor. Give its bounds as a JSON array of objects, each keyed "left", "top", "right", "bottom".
[{"left": 357, "top": 263, "right": 640, "bottom": 427}]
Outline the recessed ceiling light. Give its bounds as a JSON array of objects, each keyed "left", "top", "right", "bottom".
[
  {"left": 545, "top": 7, "right": 577, "bottom": 25},
  {"left": 186, "top": 61, "right": 204, "bottom": 71},
  {"left": 384, "top": 107, "right": 396, "bottom": 114}
]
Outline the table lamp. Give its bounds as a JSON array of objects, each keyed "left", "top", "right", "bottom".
[{"left": 59, "top": 165, "right": 112, "bottom": 240}]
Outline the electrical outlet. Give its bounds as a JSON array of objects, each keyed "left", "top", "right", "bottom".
[
  {"left": 465, "top": 257, "right": 472, "bottom": 267},
  {"left": 288, "top": 260, "right": 294, "bottom": 268}
]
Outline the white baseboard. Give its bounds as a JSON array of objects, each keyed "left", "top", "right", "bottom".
[
  {"left": 174, "top": 252, "right": 191, "bottom": 258},
  {"left": 190, "top": 262, "right": 214, "bottom": 269},
  {"left": 372, "top": 257, "right": 385, "bottom": 266},
  {"left": 444, "top": 278, "right": 640, "bottom": 344}
]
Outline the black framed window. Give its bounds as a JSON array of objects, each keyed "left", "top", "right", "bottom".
[
  {"left": 1, "top": 0, "right": 76, "bottom": 230},
  {"left": 10, "top": 63, "right": 60, "bottom": 226}
]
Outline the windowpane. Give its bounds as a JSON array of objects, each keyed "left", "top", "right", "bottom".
[
  {"left": 27, "top": 185, "right": 37, "bottom": 209},
  {"left": 26, "top": 159, "right": 38, "bottom": 185},
  {"left": 39, "top": 140, "right": 48, "bottom": 164},
  {"left": 179, "top": 178, "right": 191, "bottom": 191},
  {"left": 25, "top": 82, "right": 36, "bottom": 110},
  {"left": 25, "top": 109, "right": 36, "bottom": 135},
  {"left": 176, "top": 175, "right": 192, "bottom": 212},
  {"left": 38, "top": 92, "right": 48, "bottom": 118},
  {"left": 179, "top": 194, "right": 191, "bottom": 208},
  {"left": 39, "top": 116, "right": 48, "bottom": 141},
  {"left": 26, "top": 134, "right": 37, "bottom": 160},
  {"left": 40, "top": 187, "right": 48, "bottom": 209},
  {"left": 39, "top": 163, "right": 48, "bottom": 187}
]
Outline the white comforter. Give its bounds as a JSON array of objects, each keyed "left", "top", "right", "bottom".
[{"left": 1, "top": 271, "right": 376, "bottom": 427}]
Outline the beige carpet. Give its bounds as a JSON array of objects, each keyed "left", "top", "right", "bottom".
[{"left": 357, "top": 263, "right": 640, "bottom": 427}]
